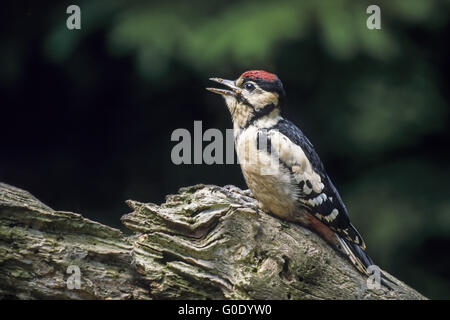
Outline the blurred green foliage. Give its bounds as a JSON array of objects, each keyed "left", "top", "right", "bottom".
[{"left": 2, "top": 0, "right": 450, "bottom": 298}]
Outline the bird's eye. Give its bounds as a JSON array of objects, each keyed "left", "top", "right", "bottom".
[{"left": 244, "top": 82, "right": 255, "bottom": 92}]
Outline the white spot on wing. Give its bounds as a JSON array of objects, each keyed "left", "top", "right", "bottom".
[
  {"left": 307, "top": 193, "right": 328, "bottom": 207},
  {"left": 324, "top": 209, "right": 339, "bottom": 222}
]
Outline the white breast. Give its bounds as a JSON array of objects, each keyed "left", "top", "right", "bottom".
[{"left": 235, "top": 127, "right": 300, "bottom": 219}]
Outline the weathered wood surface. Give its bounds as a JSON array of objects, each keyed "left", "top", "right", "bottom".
[{"left": 0, "top": 182, "right": 425, "bottom": 299}]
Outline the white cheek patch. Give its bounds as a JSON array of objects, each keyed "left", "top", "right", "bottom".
[{"left": 246, "top": 91, "right": 278, "bottom": 109}]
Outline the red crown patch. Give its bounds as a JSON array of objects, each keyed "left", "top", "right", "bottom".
[{"left": 240, "top": 70, "right": 278, "bottom": 82}]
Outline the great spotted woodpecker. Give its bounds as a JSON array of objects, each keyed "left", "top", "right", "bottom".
[{"left": 207, "top": 70, "right": 392, "bottom": 287}]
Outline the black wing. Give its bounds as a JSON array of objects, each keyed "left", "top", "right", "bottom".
[{"left": 272, "top": 119, "right": 366, "bottom": 249}]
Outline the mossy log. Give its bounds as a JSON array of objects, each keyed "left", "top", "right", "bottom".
[{"left": 0, "top": 182, "right": 425, "bottom": 299}]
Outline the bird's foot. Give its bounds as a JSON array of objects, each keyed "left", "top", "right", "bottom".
[
  {"left": 241, "top": 189, "right": 254, "bottom": 197},
  {"left": 248, "top": 200, "right": 265, "bottom": 215}
]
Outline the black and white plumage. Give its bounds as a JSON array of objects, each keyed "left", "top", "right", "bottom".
[
  {"left": 207, "top": 70, "right": 390, "bottom": 285},
  {"left": 272, "top": 119, "right": 365, "bottom": 247}
]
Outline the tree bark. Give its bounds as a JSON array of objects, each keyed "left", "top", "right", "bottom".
[{"left": 0, "top": 182, "right": 425, "bottom": 300}]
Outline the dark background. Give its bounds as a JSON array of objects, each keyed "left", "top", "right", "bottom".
[{"left": 1, "top": 0, "right": 449, "bottom": 299}]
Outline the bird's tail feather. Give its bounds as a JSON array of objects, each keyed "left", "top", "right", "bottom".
[{"left": 337, "top": 237, "right": 396, "bottom": 290}]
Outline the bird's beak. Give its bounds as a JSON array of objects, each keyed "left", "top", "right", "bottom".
[{"left": 206, "top": 78, "right": 241, "bottom": 97}]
